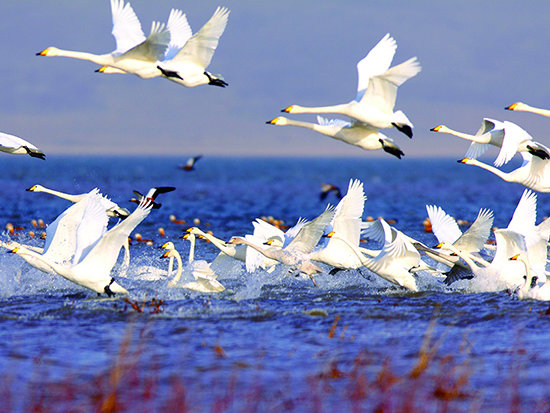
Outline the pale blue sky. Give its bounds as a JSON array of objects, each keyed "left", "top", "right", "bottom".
[{"left": 1, "top": 1, "right": 549, "bottom": 157}]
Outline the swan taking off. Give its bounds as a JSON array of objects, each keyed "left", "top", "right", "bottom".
[
  {"left": 282, "top": 33, "right": 421, "bottom": 138},
  {"left": 267, "top": 116, "right": 404, "bottom": 159},
  {"left": 37, "top": 0, "right": 171, "bottom": 78},
  {"left": 156, "top": 7, "right": 230, "bottom": 87},
  {"left": 0, "top": 131, "right": 45, "bottom": 159}
]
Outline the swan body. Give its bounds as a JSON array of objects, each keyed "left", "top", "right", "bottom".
[
  {"left": 0, "top": 131, "right": 45, "bottom": 159},
  {"left": 157, "top": 7, "right": 230, "bottom": 87},
  {"left": 283, "top": 33, "right": 421, "bottom": 137},
  {"left": 432, "top": 119, "right": 549, "bottom": 167},
  {"left": 38, "top": 0, "right": 171, "bottom": 78},
  {"left": 459, "top": 153, "right": 550, "bottom": 193},
  {"left": 512, "top": 254, "right": 550, "bottom": 301},
  {"left": 506, "top": 102, "right": 550, "bottom": 118},
  {"left": 9, "top": 193, "right": 156, "bottom": 295},
  {"left": 162, "top": 236, "right": 225, "bottom": 293},
  {"left": 268, "top": 116, "right": 404, "bottom": 158}
]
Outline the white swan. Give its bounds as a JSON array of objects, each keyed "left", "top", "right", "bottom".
[
  {"left": 282, "top": 33, "right": 421, "bottom": 137},
  {"left": 0, "top": 131, "right": 45, "bottom": 159},
  {"left": 458, "top": 152, "right": 550, "bottom": 193},
  {"left": 506, "top": 102, "right": 550, "bottom": 118},
  {"left": 162, "top": 235, "right": 225, "bottom": 293},
  {"left": 309, "top": 179, "right": 367, "bottom": 270},
  {"left": 186, "top": 227, "right": 247, "bottom": 262},
  {"left": 436, "top": 229, "right": 527, "bottom": 292},
  {"left": 37, "top": 0, "right": 170, "bottom": 78},
  {"left": 228, "top": 206, "right": 336, "bottom": 282},
  {"left": 267, "top": 116, "right": 404, "bottom": 158},
  {"left": 431, "top": 119, "right": 549, "bottom": 167},
  {"left": 96, "top": 7, "right": 192, "bottom": 77},
  {"left": 511, "top": 254, "right": 550, "bottom": 301},
  {"left": 9, "top": 193, "right": 158, "bottom": 296},
  {"left": 157, "top": 7, "right": 230, "bottom": 87}
]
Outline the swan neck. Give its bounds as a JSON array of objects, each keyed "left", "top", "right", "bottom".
[
  {"left": 444, "top": 128, "right": 486, "bottom": 143},
  {"left": 467, "top": 159, "right": 509, "bottom": 181},
  {"left": 446, "top": 244, "right": 479, "bottom": 270},
  {"left": 201, "top": 232, "right": 234, "bottom": 256},
  {"left": 51, "top": 49, "right": 110, "bottom": 65},
  {"left": 38, "top": 187, "right": 82, "bottom": 203},
  {"left": 171, "top": 249, "right": 183, "bottom": 284},
  {"left": 292, "top": 104, "right": 348, "bottom": 115},
  {"left": 188, "top": 235, "right": 195, "bottom": 264}
]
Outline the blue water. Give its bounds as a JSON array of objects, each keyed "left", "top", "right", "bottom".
[{"left": 0, "top": 155, "right": 549, "bottom": 411}]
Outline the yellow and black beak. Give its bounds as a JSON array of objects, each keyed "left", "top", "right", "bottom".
[
  {"left": 281, "top": 106, "right": 293, "bottom": 113},
  {"left": 430, "top": 125, "right": 442, "bottom": 132},
  {"left": 36, "top": 48, "right": 49, "bottom": 56}
]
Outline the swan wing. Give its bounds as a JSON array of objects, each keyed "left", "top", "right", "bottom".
[
  {"left": 252, "top": 218, "right": 285, "bottom": 244},
  {"left": 426, "top": 205, "right": 462, "bottom": 244},
  {"left": 76, "top": 199, "right": 153, "bottom": 275},
  {"left": 0, "top": 132, "right": 40, "bottom": 151},
  {"left": 494, "top": 121, "right": 533, "bottom": 167},
  {"left": 283, "top": 217, "right": 309, "bottom": 246},
  {"left": 316, "top": 116, "right": 351, "bottom": 129},
  {"left": 121, "top": 21, "right": 170, "bottom": 62},
  {"left": 358, "top": 57, "right": 421, "bottom": 112},
  {"left": 192, "top": 260, "right": 217, "bottom": 279},
  {"left": 355, "top": 33, "right": 396, "bottom": 101},
  {"left": 361, "top": 219, "right": 386, "bottom": 244},
  {"left": 72, "top": 194, "right": 110, "bottom": 265},
  {"left": 110, "top": 0, "right": 145, "bottom": 54},
  {"left": 454, "top": 208, "right": 494, "bottom": 252},
  {"left": 492, "top": 229, "right": 526, "bottom": 265},
  {"left": 370, "top": 221, "right": 419, "bottom": 271},
  {"left": 329, "top": 179, "right": 366, "bottom": 245},
  {"left": 170, "top": 6, "right": 229, "bottom": 68},
  {"left": 164, "top": 9, "right": 192, "bottom": 61},
  {"left": 474, "top": 118, "right": 503, "bottom": 137},
  {"left": 465, "top": 142, "right": 491, "bottom": 160},
  {"left": 287, "top": 206, "right": 335, "bottom": 255},
  {"left": 508, "top": 189, "right": 537, "bottom": 232}
]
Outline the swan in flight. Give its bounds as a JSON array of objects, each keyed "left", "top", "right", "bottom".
[
  {"left": 96, "top": 6, "right": 192, "bottom": 77},
  {"left": 3, "top": 189, "right": 114, "bottom": 274},
  {"left": 9, "top": 193, "right": 160, "bottom": 296},
  {"left": 431, "top": 119, "right": 549, "bottom": 167},
  {"left": 228, "top": 206, "right": 336, "bottom": 283},
  {"left": 282, "top": 33, "right": 421, "bottom": 138},
  {"left": 129, "top": 186, "right": 174, "bottom": 209},
  {"left": 0, "top": 131, "right": 45, "bottom": 159},
  {"left": 458, "top": 152, "right": 550, "bottom": 193},
  {"left": 309, "top": 179, "right": 368, "bottom": 270},
  {"left": 37, "top": 0, "right": 171, "bottom": 78},
  {"left": 156, "top": 7, "right": 230, "bottom": 87},
  {"left": 511, "top": 254, "right": 550, "bottom": 301},
  {"left": 267, "top": 116, "right": 405, "bottom": 159},
  {"left": 161, "top": 235, "right": 225, "bottom": 293},
  {"left": 506, "top": 102, "right": 550, "bottom": 118}
]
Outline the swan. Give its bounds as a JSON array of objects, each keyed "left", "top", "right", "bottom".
[
  {"left": 227, "top": 206, "right": 336, "bottom": 282},
  {"left": 9, "top": 193, "right": 159, "bottom": 296},
  {"left": 506, "top": 102, "right": 550, "bottom": 118},
  {"left": 435, "top": 229, "right": 527, "bottom": 292},
  {"left": 511, "top": 253, "right": 550, "bottom": 301},
  {"left": 179, "top": 155, "right": 203, "bottom": 171},
  {"left": 431, "top": 119, "right": 549, "bottom": 167},
  {"left": 161, "top": 235, "right": 225, "bottom": 293},
  {"left": 267, "top": 116, "right": 404, "bottom": 159},
  {"left": 458, "top": 152, "right": 550, "bottom": 193},
  {"left": 186, "top": 227, "right": 247, "bottom": 262},
  {"left": 0, "top": 131, "right": 45, "bottom": 159},
  {"left": 96, "top": 7, "right": 192, "bottom": 77},
  {"left": 157, "top": 7, "right": 230, "bottom": 87},
  {"left": 282, "top": 33, "right": 421, "bottom": 138},
  {"left": 309, "top": 179, "right": 367, "bottom": 270},
  {"left": 37, "top": 0, "right": 171, "bottom": 78}
]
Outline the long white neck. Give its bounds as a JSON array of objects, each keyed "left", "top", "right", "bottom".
[
  {"left": 48, "top": 48, "right": 114, "bottom": 66},
  {"left": 519, "top": 104, "right": 550, "bottom": 118},
  {"left": 444, "top": 243, "right": 480, "bottom": 271},
  {"left": 188, "top": 234, "right": 196, "bottom": 264},
  {"left": 168, "top": 255, "right": 174, "bottom": 276},
  {"left": 194, "top": 230, "right": 236, "bottom": 257},
  {"left": 170, "top": 249, "right": 183, "bottom": 284},
  {"left": 235, "top": 238, "right": 280, "bottom": 261},
  {"left": 437, "top": 126, "right": 488, "bottom": 144},
  {"left": 289, "top": 103, "right": 350, "bottom": 116},
  {"left": 465, "top": 159, "right": 511, "bottom": 182},
  {"left": 35, "top": 186, "right": 85, "bottom": 203},
  {"left": 517, "top": 255, "right": 534, "bottom": 292}
]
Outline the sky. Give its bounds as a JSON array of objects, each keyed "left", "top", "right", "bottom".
[{"left": 1, "top": 0, "right": 550, "bottom": 157}]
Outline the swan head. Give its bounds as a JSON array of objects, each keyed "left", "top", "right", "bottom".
[
  {"left": 226, "top": 236, "right": 245, "bottom": 245},
  {"left": 36, "top": 47, "right": 60, "bottom": 56},
  {"left": 26, "top": 184, "right": 44, "bottom": 192},
  {"left": 281, "top": 106, "right": 297, "bottom": 113},
  {"left": 324, "top": 231, "right": 335, "bottom": 238},
  {"left": 266, "top": 117, "right": 288, "bottom": 125},
  {"left": 457, "top": 158, "right": 471, "bottom": 164},
  {"left": 160, "top": 241, "right": 175, "bottom": 250},
  {"left": 430, "top": 125, "right": 448, "bottom": 133},
  {"left": 8, "top": 247, "right": 19, "bottom": 254},
  {"left": 505, "top": 102, "right": 525, "bottom": 111}
]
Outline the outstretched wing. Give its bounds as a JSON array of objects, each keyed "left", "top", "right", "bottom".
[
  {"left": 453, "top": 208, "right": 494, "bottom": 252},
  {"left": 426, "top": 205, "right": 462, "bottom": 245},
  {"left": 110, "top": 0, "right": 145, "bottom": 54},
  {"left": 287, "top": 206, "right": 335, "bottom": 255}
]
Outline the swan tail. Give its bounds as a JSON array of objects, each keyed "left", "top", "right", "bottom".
[
  {"left": 205, "top": 72, "right": 228, "bottom": 87},
  {"left": 391, "top": 111, "right": 413, "bottom": 138}
]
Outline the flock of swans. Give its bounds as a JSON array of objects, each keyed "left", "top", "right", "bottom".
[{"left": 2, "top": 0, "right": 550, "bottom": 301}]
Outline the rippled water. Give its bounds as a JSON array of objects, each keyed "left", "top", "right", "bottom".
[{"left": 0, "top": 155, "right": 549, "bottom": 411}]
